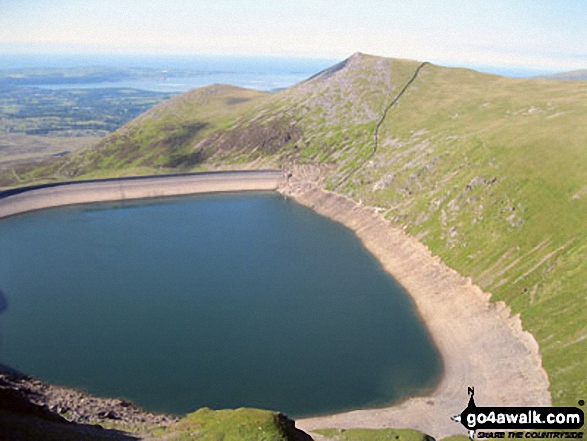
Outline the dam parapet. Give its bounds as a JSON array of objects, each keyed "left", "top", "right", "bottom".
[{"left": 0, "top": 170, "right": 284, "bottom": 219}]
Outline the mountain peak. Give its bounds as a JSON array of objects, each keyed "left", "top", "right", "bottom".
[{"left": 298, "top": 52, "right": 381, "bottom": 85}]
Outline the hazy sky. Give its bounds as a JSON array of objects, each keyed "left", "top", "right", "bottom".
[{"left": 1, "top": 0, "right": 585, "bottom": 71}]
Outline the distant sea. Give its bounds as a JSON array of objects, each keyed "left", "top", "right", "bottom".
[
  {"left": 0, "top": 54, "right": 338, "bottom": 93},
  {"left": 0, "top": 53, "right": 566, "bottom": 94}
]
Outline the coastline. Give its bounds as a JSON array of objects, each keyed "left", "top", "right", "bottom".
[
  {"left": 0, "top": 168, "right": 551, "bottom": 438},
  {"left": 0, "top": 170, "right": 284, "bottom": 219},
  {"left": 280, "top": 167, "right": 551, "bottom": 438}
]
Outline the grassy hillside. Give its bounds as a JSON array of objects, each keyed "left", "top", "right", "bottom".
[
  {"left": 336, "top": 63, "right": 587, "bottom": 405},
  {"left": 148, "top": 408, "right": 311, "bottom": 440},
  {"left": 1, "top": 53, "right": 585, "bottom": 410},
  {"left": 0, "top": 85, "right": 271, "bottom": 185}
]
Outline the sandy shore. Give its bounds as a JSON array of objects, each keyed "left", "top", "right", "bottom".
[
  {"left": 0, "top": 170, "right": 284, "bottom": 219},
  {"left": 280, "top": 167, "right": 551, "bottom": 439}
]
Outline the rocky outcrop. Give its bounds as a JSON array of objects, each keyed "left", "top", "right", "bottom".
[{"left": 0, "top": 367, "right": 178, "bottom": 430}]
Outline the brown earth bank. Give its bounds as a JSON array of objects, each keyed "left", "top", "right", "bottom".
[
  {"left": 279, "top": 165, "right": 551, "bottom": 439},
  {"left": 0, "top": 168, "right": 551, "bottom": 439}
]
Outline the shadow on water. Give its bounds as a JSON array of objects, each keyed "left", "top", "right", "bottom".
[
  {"left": 0, "top": 289, "right": 6, "bottom": 314},
  {"left": 0, "top": 290, "right": 136, "bottom": 440}
]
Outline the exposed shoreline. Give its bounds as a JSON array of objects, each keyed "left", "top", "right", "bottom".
[
  {"left": 0, "top": 169, "right": 551, "bottom": 439},
  {"left": 281, "top": 167, "right": 551, "bottom": 438}
]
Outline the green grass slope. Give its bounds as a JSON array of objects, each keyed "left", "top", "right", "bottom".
[
  {"left": 0, "top": 84, "right": 271, "bottom": 185},
  {"left": 1, "top": 53, "right": 585, "bottom": 410},
  {"left": 148, "top": 408, "right": 311, "bottom": 441},
  {"left": 337, "top": 63, "right": 587, "bottom": 405}
]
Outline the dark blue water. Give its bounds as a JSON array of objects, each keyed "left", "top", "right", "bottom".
[{"left": 0, "top": 193, "right": 441, "bottom": 417}]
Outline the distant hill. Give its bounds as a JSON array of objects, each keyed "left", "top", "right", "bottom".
[
  {"left": 2, "top": 52, "right": 586, "bottom": 412},
  {"left": 534, "top": 69, "right": 587, "bottom": 81}
]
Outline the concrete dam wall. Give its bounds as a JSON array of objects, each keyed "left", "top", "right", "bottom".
[{"left": 0, "top": 170, "right": 284, "bottom": 219}]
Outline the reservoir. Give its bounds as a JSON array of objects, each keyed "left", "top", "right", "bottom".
[{"left": 0, "top": 192, "right": 441, "bottom": 417}]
